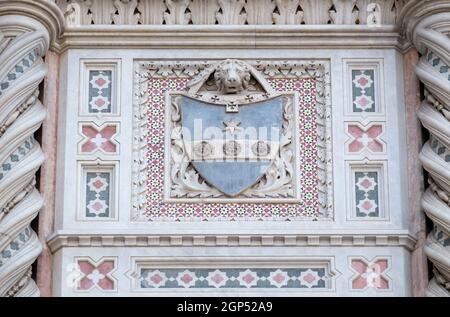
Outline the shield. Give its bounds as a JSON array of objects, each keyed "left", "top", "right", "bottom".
[{"left": 179, "top": 95, "right": 285, "bottom": 197}]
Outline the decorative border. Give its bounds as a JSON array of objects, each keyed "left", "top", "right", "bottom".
[
  {"left": 132, "top": 60, "right": 333, "bottom": 221},
  {"left": 126, "top": 256, "right": 337, "bottom": 293},
  {"left": 60, "top": 0, "right": 404, "bottom": 26},
  {"left": 47, "top": 234, "right": 417, "bottom": 253}
]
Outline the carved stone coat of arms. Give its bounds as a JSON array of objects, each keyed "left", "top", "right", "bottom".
[{"left": 166, "top": 59, "right": 300, "bottom": 201}]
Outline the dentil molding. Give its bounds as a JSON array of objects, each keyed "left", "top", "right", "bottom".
[{"left": 46, "top": 232, "right": 417, "bottom": 253}]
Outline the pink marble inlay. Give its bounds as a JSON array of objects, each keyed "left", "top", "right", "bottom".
[
  {"left": 273, "top": 273, "right": 286, "bottom": 284},
  {"left": 350, "top": 258, "right": 390, "bottom": 291},
  {"left": 347, "top": 124, "right": 384, "bottom": 153},
  {"left": 242, "top": 273, "right": 255, "bottom": 284},
  {"left": 180, "top": 273, "right": 193, "bottom": 284},
  {"left": 211, "top": 273, "right": 224, "bottom": 284},
  {"left": 302, "top": 273, "right": 316, "bottom": 284},
  {"left": 76, "top": 259, "right": 115, "bottom": 291},
  {"left": 80, "top": 124, "right": 118, "bottom": 154},
  {"left": 150, "top": 274, "right": 163, "bottom": 284}
]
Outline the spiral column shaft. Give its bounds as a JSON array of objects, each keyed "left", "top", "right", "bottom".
[
  {"left": 0, "top": 15, "right": 50, "bottom": 297},
  {"left": 414, "top": 12, "right": 450, "bottom": 296}
]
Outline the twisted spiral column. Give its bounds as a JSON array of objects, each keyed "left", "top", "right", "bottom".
[
  {"left": 413, "top": 12, "right": 450, "bottom": 296},
  {"left": 0, "top": 14, "right": 52, "bottom": 296}
]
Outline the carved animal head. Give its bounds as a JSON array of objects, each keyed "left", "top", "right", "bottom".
[{"left": 214, "top": 59, "right": 251, "bottom": 94}]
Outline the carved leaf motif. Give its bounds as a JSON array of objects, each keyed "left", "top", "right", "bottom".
[
  {"left": 244, "top": 149, "right": 294, "bottom": 198},
  {"left": 245, "top": 0, "right": 276, "bottom": 25},
  {"left": 169, "top": 98, "right": 221, "bottom": 198},
  {"left": 290, "top": 64, "right": 307, "bottom": 77},
  {"left": 216, "top": 0, "right": 247, "bottom": 25},
  {"left": 183, "top": 63, "right": 205, "bottom": 77},
  {"left": 113, "top": 0, "right": 140, "bottom": 25},
  {"left": 330, "top": 0, "right": 357, "bottom": 25},
  {"left": 164, "top": 0, "right": 192, "bottom": 25},
  {"left": 356, "top": 0, "right": 396, "bottom": 25},
  {"left": 64, "top": 3, "right": 82, "bottom": 26},
  {"left": 157, "top": 64, "right": 175, "bottom": 76},
  {"left": 299, "top": 0, "right": 332, "bottom": 24},
  {"left": 171, "top": 98, "right": 181, "bottom": 122},
  {"left": 69, "top": 0, "right": 95, "bottom": 25},
  {"left": 87, "top": 0, "right": 116, "bottom": 24},
  {"left": 137, "top": 0, "right": 166, "bottom": 24},
  {"left": 190, "top": 0, "right": 220, "bottom": 24},
  {"left": 244, "top": 98, "right": 295, "bottom": 198},
  {"left": 273, "top": 0, "right": 303, "bottom": 25},
  {"left": 56, "top": 0, "right": 401, "bottom": 26}
]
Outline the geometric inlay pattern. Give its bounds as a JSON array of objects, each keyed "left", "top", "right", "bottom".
[
  {"left": 350, "top": 257, "right": 390, "bottom": 291},
  {"left": 85, "top": 172, "right": 111, "bottom": 218},
  {"left": 352, "top": 69, "right": 375, "bottom": 113},
  {"left": 75, "top": 258, "right": 116, "bottom": 291},
  {"left": 347, "top": 123, "right": 384, "bottom": 154},
  {"left": 88, "top": 70, "right": 112, "bottom": 113},
  {"left": 80, "top": 123, "right": 118, "bottom": 154},
  {"left": 139, "top": 268, "right": 329, "bottom": 289},
  {"left": 354, "top": 171, "right": 380, "bottom": 217}
]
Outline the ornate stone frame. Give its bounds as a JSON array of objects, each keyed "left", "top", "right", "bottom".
[
  {"left": 125, "top": 256, "right": 338, "bottom": 294},
  {"left": 132, "top": 59, "right": 333, "bottom": 220}
]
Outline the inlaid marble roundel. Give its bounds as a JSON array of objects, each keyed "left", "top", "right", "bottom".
[{"left": 132, "top": 59, "right": 333, "bottom": 221}]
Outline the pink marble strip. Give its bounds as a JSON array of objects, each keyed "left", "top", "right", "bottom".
[
  {"left": 36, "top": 51, "right": 60, "bottom": 297},
  {"left": 404, "top": 48, "right": 428, "bottom": 297}
]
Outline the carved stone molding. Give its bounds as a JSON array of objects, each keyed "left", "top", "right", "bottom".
[
  {"left": 46, "top": 233, "right": 417, "bottom": 253},
  {"left": 60, "top": 0, "right": 406, "bottom": 26},
  {"left": 0, "top": 1, "right": 63, "bottom": 297},
  {"left": 4, "top": 1, "right": 420, "bottom": 52}
]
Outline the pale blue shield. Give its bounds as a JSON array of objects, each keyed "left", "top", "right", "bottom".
[{"left": 179, "top": 95, "right": 285, "bottom": 197}]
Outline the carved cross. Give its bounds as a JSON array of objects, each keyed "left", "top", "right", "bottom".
[{"left": 225, "top": 101, "right": 239, "bottom": 112}]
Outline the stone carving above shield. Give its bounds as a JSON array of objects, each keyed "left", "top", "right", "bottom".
[{"left": 166, "top": 59, "right": 300, "bottom": 200}]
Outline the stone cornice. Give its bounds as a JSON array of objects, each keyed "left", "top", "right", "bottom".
[
  {"left": 57, "top": 24, "right": 401, "bottom": 52},
  {"left": 0, "top": 0, "right": 65, "bottom": 51},
  {"left": 47, "top": 232, "right": 417, "bottom": 253},
  {"left": 6, "top": 1, "right": 450, "bottom": 52}
]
